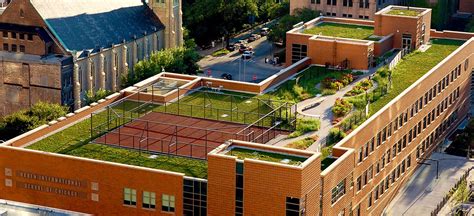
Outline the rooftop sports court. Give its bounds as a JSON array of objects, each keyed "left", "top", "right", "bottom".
[{"left": 90, "top": 85, "right": 296, "bottom": 160}]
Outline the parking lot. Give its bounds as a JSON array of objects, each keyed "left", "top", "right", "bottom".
[{"left": 197, "top": 37, "right": 284, "bottom": 83}]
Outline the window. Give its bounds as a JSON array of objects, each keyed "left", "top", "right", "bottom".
[
  {"left": 3, "top": 43, "right": 8, "bottom": 51},
  {"left": 291, "top": 44, "right": 307, "bottom": 63},
  {"left": 123, "top": 188, "right": 136, "bottom": 206},
  {"left": 162, "top": 194, "right": 175, "bottom": 212},
  {"left": 2, "top": 31, "right": 7, "bottom": 38},
  {"left": 358, "top": 147, "right": 363, "bottom": 163},
  {"left": 367, "top": 193, "right": 372, "bottom": 208},
  {"left": 11, "top": 32, "right": 16, "bottom": 39},
  {"left": 19, "top": 33, "right": 25, "bottom": 40},
  {"left": 331, "top": 179, "right": 346, "bottom": 204},
  {"left": 343, "top": 0, "right": 353, "bottom": 7},
  {"left": 11, "top": 44, "right": 17, "bottom": 52},
  {"left": 286, "top": 197, "right": 301, "bottom": 216},
  {"left": 19, "top": 45, "right": 25, "bottom": 53},
  {"left": 142, "top": 191, "right": 156, "bottom": 209},
  {"left": 27, "top": 34, "right": 33, "bottom": 41},
  {"left": 357, "top": 176, "right": 362, "bottom": 191},
  {"left": 327, "top": 0, "right": 337, "bottom": 5}
]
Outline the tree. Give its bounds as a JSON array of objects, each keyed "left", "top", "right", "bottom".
[
  {"left": 123, "top": 46, "right": 200, "bottom": 86},
  {"left": 0, "top": 102, "right": 68, "bottom": 140},
  {"left": 268, "top": 8, "right": 320, "bottom": 44}
]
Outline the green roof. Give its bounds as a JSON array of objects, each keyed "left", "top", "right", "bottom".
[
  {"left": 302, "top": 22, "right": 375, "bottom": 40},
  {"left": 226, "top": 147, "right": 307, "bottom": 165},
  {"left": 370, "top": 39, "right": 464, "bottom": 113},
  {"left": 386, "top": 9, "right": 420, "bottom": 17}
]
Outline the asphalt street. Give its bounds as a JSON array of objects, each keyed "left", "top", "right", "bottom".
[{"left": 197, "top": 37, "right": 283, "bottom": 83}]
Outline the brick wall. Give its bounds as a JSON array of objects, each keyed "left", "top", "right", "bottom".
[
  {"left": 0, "top": 146, "right": 185, "bottom": 216},
  {"left": 459, "top": 0, "right": 474, "bottom": 13}
]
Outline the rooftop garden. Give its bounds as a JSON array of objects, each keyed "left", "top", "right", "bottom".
[
  {"left": 225, "top": 147, "right": 307, "bottom": 165},
  {"left": 369, "top": 39, "right": 464, "bottom": 113},
  {"left": 25, "top": 90, "right": 293, "bottom": 179},
  {"left": 386, "top": 9, "right": 421, "bottom": 17},
  {"left": 26, "top": 105, "right": 209, "bottom": 178},
  {"left": 267, "top": 66, "right": 352, "bottom": 102},
  {"left": 302, "top": 22, "right": 375, "bottom": 40}
]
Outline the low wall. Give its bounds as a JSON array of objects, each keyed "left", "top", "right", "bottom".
[
  {"left": 374, "top": 34, "right": 394, "bottom": 57},
  {"left": 322, "top": 17, "right": 375, "bottom": 26},
  {"left": 0, "top": 146, "right": 184, "bottom": 215},
  {"left": 430, "top": 30, "right": 474, "bottom": 41},
  {"left": 2, "top": 92, "right": 122, "bottom": 148}
]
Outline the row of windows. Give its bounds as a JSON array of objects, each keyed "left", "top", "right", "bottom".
[
  {"left": 416, "top": 111, "right": 458, "bottom": 160},
  {"left": 325, "top": 12, "right": 370, "bottom": 19},
  {"left": 365, "top": 108, "right": 459, "bottom": 211},
  {"left": 367, "top": 155, "right": 412, "bottom": 209},
  {"left": 286, "top": 197, "right": 302, "bottom": 216},
  {"left": 311, "top": 0, "right": 370, "bottom": 8},
  {"left": 291, "top": 44, "right": 307, "bottom": 64},
  {"left": 123, "top": 188, "right": 175, "bottom": 212},
  {"left": 2, "top": 43, "right": 25, "bottom": 53},
  {"left": 357, "top": 86, "right": 461, "bottom": 193},
  {"left": 331, "top": 179, "right": 346, "bottom": 204},
  {"left": 357, "top": 63, "right": 463, "bottom": 164},
  {"left": 2, "top": 31, "right": 34, "bottom": 41}
]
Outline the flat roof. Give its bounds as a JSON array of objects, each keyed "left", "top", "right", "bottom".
[
  {"left": 302, "top": 22, "right": 375, "bottom": 40},
  {"left": 225, "top": 146, "right": 308, "bottom": 165},
  {"left": 385, "top": 9, "right": 421, "bottom": 17},
  {"left": 369, "top": 39, "right": 464, "bottom": 113}
]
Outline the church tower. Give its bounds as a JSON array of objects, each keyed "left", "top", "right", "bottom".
[{"left": 147, "top": 0, "right": 183, "bottom": 48}]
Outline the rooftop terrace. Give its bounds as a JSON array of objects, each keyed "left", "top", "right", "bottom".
[
  {"left": 302, "top": 22, "right": 376, "bottom": 40},
  {"left": 225, "top": 147, "right": 308, "bottom": 165},
  {"left": 25, "top": 89, "right": 292, "bottom": 179},
  {"left": 369, "top": 39, "right": 464, "bottom": 113},
  {"left": 385, "top": 9, "right": 421, "bottom": 17}
]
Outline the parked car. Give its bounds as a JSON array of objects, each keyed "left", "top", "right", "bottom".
[
  {"left": 241, "top": 51, "right": 255, "bottom": 60},
  {"left": 226, "top": 43, "right": 236, "bottom": 51},
  {"left": 247, "top": 34, "right": 261, "bottom": 42},
  {"left": 220, "top": 73, "right": 233, "bottom": 80},
  {"left": 260, "top": 27, "right": 270, "bottom": 36},
  {"left": 239, "top": 45, "right": 253, "bottom": 53}
]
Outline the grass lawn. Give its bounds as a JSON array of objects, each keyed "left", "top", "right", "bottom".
[
  {"left": 268, "top": 66, "right": 350, "bottom": 102},
  {"left": 369, "top": 39, "right": 464, "bottom": 114},
  {"left": 67, "top": 144, "right": 208, "bottom": 178},
  {"left": 211, "top": 48, "right": 230, "bottom": 57},
  {"left": 226, "top": 147, "right": 307, "bottom": 165},
  {"left": 303, "top": 22, "right": 374, "bottom": 40},
  {"left": 286, "top": 137, "right": 316, "bottom": 150},
  {"left": 386, "top": 9, "right": 420, "bottom": 17}
]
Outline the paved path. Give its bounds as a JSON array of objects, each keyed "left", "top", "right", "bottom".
[{"left": 384, "top": 153, "right": 474, "bottom": 216}]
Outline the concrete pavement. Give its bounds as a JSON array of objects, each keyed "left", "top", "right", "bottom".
[{"left": 384, "top": 153, "right": 474, "bottom": 216}]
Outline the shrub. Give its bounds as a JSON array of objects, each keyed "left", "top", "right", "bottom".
[
  {"left": 0, "top": 102, "right": 68, "bottom": 140},
  {"left": 344, "top": 86, "right": 365, "bottom": 97},
  {"left": 340, "top": 74, "right": 354, "bottom": 86},
  {"left": 328, "top": 128, "right": 347, "bottom": 144},
  {"left": 288, "top": 118, "right": 321, "bottom": 138},
  {"left": 332, "top": 98, "right": 352, "bottom": 117},
  {"left": 287, "top": 137, "right": 317, "bottom": 150},
  {"left": 85, "top": 89, "right": 111, "bottom": 105},
  {"left": 357, "top": 79, "right": 373, "bottom": 90},
  {"left": 322, "top": 88, "right": 336, "bottom": 96}
]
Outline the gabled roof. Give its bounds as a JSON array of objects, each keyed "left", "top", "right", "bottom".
[{"left": 30, "top": 0, "right": 163, "bottom": 52}]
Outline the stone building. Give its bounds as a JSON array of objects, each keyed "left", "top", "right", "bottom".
[{"left": 0, "top": 0, "right": 183, "bottom": 116}]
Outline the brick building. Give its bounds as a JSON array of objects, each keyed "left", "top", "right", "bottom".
[
  {"left": 0, "top": 5, "right": 473, "bottom": 216},
  {"left": 290, "top": 0, "right": 403, "bottom": 20},
  {"left": 459, "top": 0, "right": 474, "bottom": 14},
  {"left": 0, "top": 0, "right": 183, "bottom": 116}
]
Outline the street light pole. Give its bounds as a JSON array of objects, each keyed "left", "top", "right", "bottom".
[{"left": 418, "top": 158, "right": 439, "bottom": 179}]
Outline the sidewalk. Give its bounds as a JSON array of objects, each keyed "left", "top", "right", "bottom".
[{"left": 384, "top": 153, "right": 474, "bottom": 216}]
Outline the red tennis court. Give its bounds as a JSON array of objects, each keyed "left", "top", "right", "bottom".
[{"left": 94, "top": 112, "right": 288, "bottom": 159}]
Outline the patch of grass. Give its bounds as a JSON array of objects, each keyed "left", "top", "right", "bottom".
[
  {"left": 211, "top": 48, "right": 230, "bottom": 57},
  {"left": 288, "top": 118, "right": 321, "bottom": 138},
  {"left": 369, "top": 39, "right": 464, "bottom": 114},
  {"left": 67, "top": 144, "right": 208, "bottom": 179},
  {"left": 287, "top": 137, "right": 317, "bottom": 150},
  {"left": 226, "top": 147, "right": 307, "bottom": 165},
  {"left": 269, "top": 66, "right": 350, "bottom": 102},
  {"left": 386, "top": 9, "right": 420, "bottom": 17},
  {"left": 303, "top": 22, "right": 374, "bottom": 40}
]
